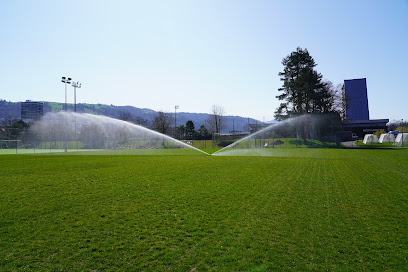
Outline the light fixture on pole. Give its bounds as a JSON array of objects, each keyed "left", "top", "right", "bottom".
[
  {"left": 72, "top": 81, "right": 81, "bottom": 151},
  {"left": 175, "top": 105, "right": 179, "bottom": 137},
  {"left": 402, "top": 119, "right": 404, "bottom": 148},
  {"left": 61, "top": 77, "right": 72, "bottom": 111},
  {"left": 71, "top": 81, "right": 81, "bottom": 112},
  {"left": 61, "top": 76, "right": 72, "bottom": 153}
]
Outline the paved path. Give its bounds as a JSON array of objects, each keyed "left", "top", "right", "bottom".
[{"left": 342, "top": 141, "right": 358, "bottom": 148}]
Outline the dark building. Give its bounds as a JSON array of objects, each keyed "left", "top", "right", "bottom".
[
  {"left": 344, "top": 78, "right": 370, "bottom": 120},
  {"left": 21, "top": 100, "right": 43, "bottom": 121},
  {"left": 343, "top": 78, "right": 388, "bottom": 138}
]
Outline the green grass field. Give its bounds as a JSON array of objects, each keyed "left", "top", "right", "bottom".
[
  {"left": 1, "top": 149, "right": 408, "bottom": 270},
  {"left": 355, "top": 141, "right": 396, "bottom": 148}
]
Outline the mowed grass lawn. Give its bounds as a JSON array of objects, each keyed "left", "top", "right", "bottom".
[{"left": 1, "top": 149, "right": 408, "bottom": 271}]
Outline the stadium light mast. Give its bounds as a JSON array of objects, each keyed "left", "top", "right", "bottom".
[
  {"left": 72, "top": 81, "right": 82, "bottom": 151},
  {"left": 402, "top": 119, "right": 404, "bottom": 148},
  {"left": 61, "top": 77, "right": 72, "bottom": 152},
  {"left": 175, "top": 105, "right": 179, "bottom": 138},
  {"left": 71, "top": 81, "right": 81, "bottom": 112},
  {"left": 61, "top": 77, "right": 72, "bottom": 111}
]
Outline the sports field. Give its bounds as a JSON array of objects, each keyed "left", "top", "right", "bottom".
[{"left": 1, "top": 149, "right": 408, "bottom": 270}]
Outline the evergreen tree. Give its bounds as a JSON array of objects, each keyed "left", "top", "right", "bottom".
[
  {"left": 175, "top": 125, "right": 185, "bottom": 140},
  {"left": 198, "top": 125, "right": 210, "bottom": 140},
  {"left": 275, "top": 47, "right": 334, "bottom": 120},
  {"left": 185, "top": 120, "right": 195, "bottom": 139}
]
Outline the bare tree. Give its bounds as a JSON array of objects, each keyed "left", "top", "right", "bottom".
[
  {"left": 1, "top": 117, "right": 18, "bottom": 127},
  {"left": 134, "top": 116, "right": 149, "bottom": 127},
  {"left": 327, "top": 81, "right": 347, "bottom": 120},
  {"left": 119, "top": 111, "right": 149, "bottom": 127},
  {"left": 152, "top": 111, "right": 173, "bottom": 135},
  {"left": 119, "top": 111, "right": 134, "bottom": 122},
  {"left": 207, "top": 105, "right": 226, "bottom": 133}
]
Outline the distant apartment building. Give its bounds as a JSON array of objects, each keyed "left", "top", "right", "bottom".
[{"left": 21, "top": 100, "right": 43, "bottom": 121}]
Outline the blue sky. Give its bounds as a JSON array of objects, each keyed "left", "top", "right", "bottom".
[{"left": 1, "top": 0, "right": 407, "bottom": 121}]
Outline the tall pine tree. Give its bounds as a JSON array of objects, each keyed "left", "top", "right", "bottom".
[{"left": 275, "top": 47, "right": 334, "bottom": 120}]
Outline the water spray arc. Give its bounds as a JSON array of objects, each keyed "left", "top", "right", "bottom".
[
  {"left": 30, "top": 112, "right": 210, "bottom": 155},
  {"left": 212, "top": 114, "right": 339, "bottom": 156},
  {"left": 211, "top": 121, "right": 286, "bottom": 156}
]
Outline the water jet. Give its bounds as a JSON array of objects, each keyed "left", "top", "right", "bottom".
[
  {"left": 212, "top": 114, "right": 342, "bottom": 156},
  {"left": 29, "top": 112, "right": 210, "bottom": 155}
]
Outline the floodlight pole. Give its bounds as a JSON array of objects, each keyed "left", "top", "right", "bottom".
[
  {"left": 65, "top": 83, "right": 67, "bottom": 111},
  {"left": 72, "top": 81, "right": 81, "bottom": 150},
  {"left": 204, "top": 119, "right": 207, "bottom": 148},
  {"left": 61, "top": 77, "right": 72, "bottom": 152},
  {"left": 61, "top": 77, "right": 72, "bottom": 111},
  {"left": 72, "top": 81, "right": 81, "bottom": 113},
  {"left": 175, "top": 105, "right": 179, "bottom": 138},
  {"left": 402, "top": 119, "right": 404, "bottom": 148}
]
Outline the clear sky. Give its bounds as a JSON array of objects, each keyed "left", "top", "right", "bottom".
[{"left": 1, "top": 0, "right": 407, "bottom": 121}]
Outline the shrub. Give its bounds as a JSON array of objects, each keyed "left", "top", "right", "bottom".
[
  {"left": 374, "top": 129, "right": 386, "bottom": 137},
  {"left": 217, "top": 140, "right": 234, "bottom": 147}
]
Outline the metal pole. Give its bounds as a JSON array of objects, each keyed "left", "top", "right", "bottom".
[
  {"left": 272, "top": 133, "right": 274, "bottom": 148},
  {"left": 402, "top": 119, "right": 404, "bottom": 148},
  {"left": 62, "top": 77, "right": 71, "bottom": 152},
  {"left": 204, "top": 120, "right": 207, "bottom": 149},
  {"left": 74, "top": 86, "right": 77, "bottom": 113},
  {"left": 72, "top": 81, "right": 81, "bottom": 150},
  {"left": 64, "top": 81, "right": 68, "bottom": 152},
  {"left": 65, "top": 82, "right": 67, "bottom": 111},
  {"left": 74, "top": 85, "right": 77, "bottom": 150},
  {"left": 174, "top": 105, "right": 179, "bottom": 138}
]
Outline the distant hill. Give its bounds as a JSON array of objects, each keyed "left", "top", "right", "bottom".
[{"left": 0, "top": 99, "right": 261, "bottom": 133}]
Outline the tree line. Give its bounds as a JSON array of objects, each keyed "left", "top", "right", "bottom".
[{"left": 118, "top": 104, "right": 227, "bottom": 140}]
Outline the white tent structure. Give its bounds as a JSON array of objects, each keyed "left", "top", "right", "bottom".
[
  {"left": 363, "top": 134, "right": 379, "bottom": 144},
  {"left": 379, "top": 133, "right": 395, "bottom": 143},
  {"left": 394, "top": 133, "right": 408, "bottom": 146}
]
